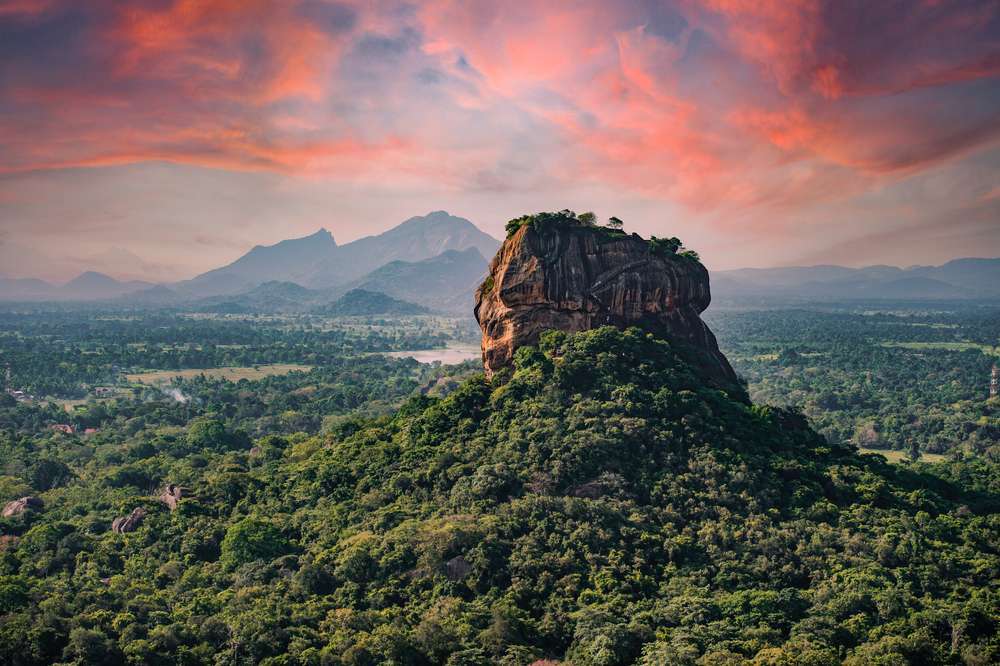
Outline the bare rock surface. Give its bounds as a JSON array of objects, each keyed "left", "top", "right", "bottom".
[
  {"left": 159, "top": 484, "right": 183, "bottom": 511},
  {"left": 445, "top": 555, "right": 472, "bottom": 581},
  {"left": 474, "top": 222, "right": 738, "bottom": 384},
  {"left": 2, "top": 496, "right": 43, "bottom": 517},
  {"left": 112, "top": 507, "right": 147, "bottom": 533}
]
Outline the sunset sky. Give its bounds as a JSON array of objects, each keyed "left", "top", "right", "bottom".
[{"left": 1, "top": 0, "right": 998, "bottom": 282}]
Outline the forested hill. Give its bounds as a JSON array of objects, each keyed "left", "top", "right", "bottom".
[{"left": 1, "top": 327, "right": 997, "bottom": 664}]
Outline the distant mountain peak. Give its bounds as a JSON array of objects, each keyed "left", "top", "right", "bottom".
[
  {"left": 310, "top": 227, "right": 334, "bottom": 241},
  {"left": 714, "top": 257, "right": 1000, "bottom": 302},
  {"left": 251, "top": 228, "right": 337, "bottom": 251},
  {"left": 65, "top": 271, "right": 119, "bottom": 287},
  {"left": 178, "top": 212, "right": 500, "bottom": 298},
  {"left": 393, "top": 210, "right": 474, "bottom": 230}
]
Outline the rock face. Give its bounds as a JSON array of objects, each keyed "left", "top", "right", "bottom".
[
  {"left": 2, "top": 496, "right": 43, "bottom": 517},
  {"left": 112, "top": 507, "right": 147, "bottom": 534},
  {"left": 474, "top": 222, "right": 738, "bottom": 384},
  {"left": 159, "top": 484, "right": 183, "bottom": 511}
]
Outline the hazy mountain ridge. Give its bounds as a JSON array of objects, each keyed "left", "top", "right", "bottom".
[
  {"left": 2, "top": 216, "right": 996, "bottom": 307},
  {"left": 714, "top": 257, "right": 1000, "bottom": 303},
  {"left": 314, "top": 288, "right": 430, "bottom": 316},
  {"left": 342, "top": 247, "right": 490, "bottom": 313},
  {"left": 0, "top": 272, "right": 153, "bottom": 301},
  {"left": 179, "top": 211, "right": 500, "bottom": 297},
  {"left": 0, "top": 211, "right": 499, "bottom": 304},
  {"left": 184, "top": 248, "right": 490, "bottom": 314},
  {"left": 176, "top": 229, "right": 338, "bottom": 297},
  {"left": 189, "top": 281, "right": 334, "bottom": 314}
]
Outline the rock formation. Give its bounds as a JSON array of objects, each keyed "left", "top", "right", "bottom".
[
  {"left": 112, "top": 507, "right": 147, "bottom": 534},
  {"left": 159, "top": 484, "right": 183, "bottom": 511},
  {"left": 445, "top": 555, "right": 472, "bottom": 581},
  {"left": 2, "top": 496, "right": 42, "bottom": 517},
  {"left": 474, "top": 218, "right": 738, "bottom": 385}
]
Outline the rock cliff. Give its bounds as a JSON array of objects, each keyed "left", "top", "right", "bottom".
[
  {"left": 112, "top": 507, "right": 147, "bottom": 534},
  {"left": 159, "top": 484, "right": 183, "bottom": 511},
  {"left": 2, "top": 496, "right": 42, "bottom": 517},
  {"left": 474, "top": 217, "right": 738, "bottom": 386}
]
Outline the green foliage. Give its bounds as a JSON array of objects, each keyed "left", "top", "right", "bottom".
[
  {"left": 28, "top": 458, "right": 73, "bottom": 491},
  {"left": 505, "top": 210, "right": 580, "bottom": 237},
  {"left": 649, "top": 235, "right": 682, "bottom": 255},
  {"left": 502, "top": 213, "right": 698, "bottom": 264},
  {"left": 0, "top": 576, "right": 29, "bottom": 612},
  {"left": 220, "top": 518, "right": 292, "bottom": 570},
  {"left": 0, "top": 315, "right": 997, "bottom": 665},
  {"left": 186, "top": 417, "right": 249, "bottom": 452},
  {"left": 707, "top": 307, "right": 1000, "bottom": 458},
  {"left": 480, "top": 274, "right": 495, "bottom": 295},
  {"left": 0, "top": 309, "right": 460, "bottom": 398},
  {"left": 504, "top": 209, "right": 613, "bottom": 237}
]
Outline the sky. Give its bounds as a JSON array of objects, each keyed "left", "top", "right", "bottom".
[{"left": 0, "top": 0, "right": 998, "bottom": 282}]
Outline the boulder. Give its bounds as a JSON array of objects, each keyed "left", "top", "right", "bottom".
[
  {"left": 112, "top": 507, "right": 147, "bottom": 534},
  {"left": 2, "top": 496, "right": 43, "bottom": 517},
  {"left": 475, "top": 220, "right": 738, "bottom": 384},
  {"left": 159, "top": 484, "right": 183, "bottom": 511},
  {"left": 445, "top": 555, "right": 472, "bottom": 581},
  {"left": 569, "top": 481, "right": 606, "bottom": 500}
]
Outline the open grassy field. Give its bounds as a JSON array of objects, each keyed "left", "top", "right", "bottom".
[
  {"left": 125, "top": 364, "right": 312, "bottom": 385},
  {"left": 879, "top": 341, "right": 999, "bottom": 355},
  {"left": 54, "top": 398, "right": 99, "bottom": 411},
  {"left": 858, "top": 447, "right": 947, "bottom": 464}
]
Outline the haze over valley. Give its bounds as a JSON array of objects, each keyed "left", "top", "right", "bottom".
[{"left": 3, "top": 210, "right": 999, "bottom": 311}]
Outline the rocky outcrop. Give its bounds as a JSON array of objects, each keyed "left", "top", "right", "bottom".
[
  {"left": 112, "top": 507, "right": 147, "bottom": 534},
  {"left": 2, "top": 496, "right": 42, "bottom": 517},
  {"left": 159, "top": 484, "right": 183, "bottom": 511},
  {"left": 445, "top": 555, "right": 472, "bottom": 581},
  {"left": 474, "top": 221, "right": 738, "bottom": 385}
]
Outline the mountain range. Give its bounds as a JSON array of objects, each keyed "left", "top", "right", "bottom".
[
  {"left": 0, "top": 211, "right": 499, "bottom": 311},
  {"left": 712, "top": 258, "right": 1000, "bottom": 304},
  {"left": 173, "top": 210, "right": 499, "bottom": 298},
  {"left": 0, "top": 271, "right": 154, "bottom": 302},
  {"left": 2, "top": 211, "right": 998, "bottom": 310},
  {"left": 338, "top": 247, "right": 491, "bottom": 313},
  {"left": 315, "top": 289, "right": 431, "bottom": 316}
]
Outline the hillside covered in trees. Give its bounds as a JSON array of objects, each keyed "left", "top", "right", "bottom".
[{"left": 1, "top": 327, "right": 997, "bottom": 665}]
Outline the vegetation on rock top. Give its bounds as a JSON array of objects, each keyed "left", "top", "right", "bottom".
[{"left": 504, "top": 210, "right": 701, "bottom": 262}]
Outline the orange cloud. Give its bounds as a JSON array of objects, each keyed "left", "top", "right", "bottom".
[{"left": 0, "top": 0, "right": 997, "bottom": 220}]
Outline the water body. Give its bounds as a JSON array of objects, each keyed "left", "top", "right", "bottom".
[{"left": 387, "top": 346, "right": 480, "bottom": 364}]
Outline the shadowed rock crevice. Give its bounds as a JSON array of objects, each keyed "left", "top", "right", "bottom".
[{"left": 475, "top": 220, "right": 738, "bottom": 386}]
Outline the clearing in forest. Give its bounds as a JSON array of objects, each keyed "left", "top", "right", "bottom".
[{"left": 125, "top": 364, "right": 312, "bottom": 385}]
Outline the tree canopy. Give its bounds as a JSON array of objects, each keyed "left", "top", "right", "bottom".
[{"left": 1, "top": 326, "right": 996, "bottom": 664}]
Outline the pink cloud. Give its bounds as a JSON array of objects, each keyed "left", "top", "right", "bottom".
[{"left": 0, "top": 0, "right": 997, "bottom": 221}]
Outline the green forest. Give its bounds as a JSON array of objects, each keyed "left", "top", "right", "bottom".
[
  {"left": 706, "top": 307, "right": 999, "bottom": 459},
  {"left": 1, "top": 310, "right": 998, "bottom": 664},
  {"left": 3, "top": 1, "right": 998, "bottom": 663}
]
